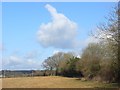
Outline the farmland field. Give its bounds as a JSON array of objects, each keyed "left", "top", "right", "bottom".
[
  {"left": 2, "top": 76, "right": 118, "bottom": 88},
  {"left": 0, "top": 79, "right": 2, "bottom": 89}
]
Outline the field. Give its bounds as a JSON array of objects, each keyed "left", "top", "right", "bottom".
[
  {"left": 0, "top": 79, "right": 2, "bottom": 89},
  {"left": 2, "top": 76, "right": 118, "bottom": 88}
]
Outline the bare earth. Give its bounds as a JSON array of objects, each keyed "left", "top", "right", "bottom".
[{"left": 2, "top": 76, "right": 118, "bottom": 88}]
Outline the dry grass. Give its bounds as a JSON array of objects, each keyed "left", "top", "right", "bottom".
[
  {"left": 2, "top": 76, "right": 118, "bottom": 88},
  {"left": 0, "top": 78, "right": 2, "bottom": 89}
]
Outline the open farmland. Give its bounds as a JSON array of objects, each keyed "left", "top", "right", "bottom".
[
  {"left": 0, "top": 79, "right": 2, "bottom": 89},
  {"left": 2, "top": 76, "right": 118, "bottom": 88}
]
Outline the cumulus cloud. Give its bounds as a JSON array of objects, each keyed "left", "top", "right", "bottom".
[
  {"left": 37, "top": 4, "right": 78, "bottom": 49},
  {"left": 2, "top": 52, "right": 42, "bottom": 70},
  {"left": 9, "top": 55, "right": 22, "bottom": 65}
]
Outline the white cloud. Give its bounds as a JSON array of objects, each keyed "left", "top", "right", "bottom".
[
  {"left": 37, "top": 4, "right": 78, "bottom": 49},
  {"left": 2, "top": 52, "right": 42, "bottom": 70},
  {"left": 84, "top": 36, "right": 99, "bottom": 46},
  {"left": 53, "top": 50, "right": 60, "bottom": 55},
  {"left": 97, "top": 30, "right": 114, "bottom": 41},
  {"left": 9, "top": 55, "right": 22, "bottom": 65},
  {"left": 24, "top": 51, "right": 38, "bottom": 59}
]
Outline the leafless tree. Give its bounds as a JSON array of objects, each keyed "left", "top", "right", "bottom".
[
  {"left": 42, "top": 52, "right": 74, "bottom": 75},
  {"left": 92, "top": 3, "right": 120, "bottom": 82}
]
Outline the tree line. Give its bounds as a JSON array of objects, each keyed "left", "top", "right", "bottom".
[{"left": 42, "top": 5, "right": 120, "bottom": 83}]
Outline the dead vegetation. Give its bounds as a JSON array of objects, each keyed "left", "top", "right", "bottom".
[{"left": 2, "top": 76, "right": 118, "bottom": 88}]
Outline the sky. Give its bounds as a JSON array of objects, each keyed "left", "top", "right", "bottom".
[
  {"left": 1, "top": 0, "right": 119, "bottom": 2},
  {"left": 1, "top": 2, "right": 116, "bottom": 70}
]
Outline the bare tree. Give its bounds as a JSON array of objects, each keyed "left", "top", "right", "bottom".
[
  {"left": 42, "top": 52, "right": 74, "bottom": 76},
  {"left": 92, "top": 3, "right": 120, "bottom": 82},
  {"left": 42, "top": 52, "right": 65, "bottom": 75}
]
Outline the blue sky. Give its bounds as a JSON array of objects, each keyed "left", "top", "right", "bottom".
[{"left": 1, "top": 2, "right": 116, "bottom": 70}]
